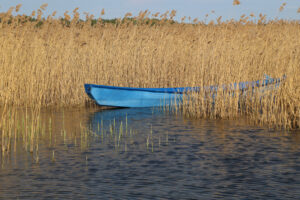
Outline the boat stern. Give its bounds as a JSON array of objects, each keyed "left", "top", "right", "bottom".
[{"left": 84, "top": 84, "right": 95, "bottom": 100}]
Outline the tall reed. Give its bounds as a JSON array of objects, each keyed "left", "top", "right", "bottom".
[{"left": 0, "top": 6, "right": 299, "bottom": 129}]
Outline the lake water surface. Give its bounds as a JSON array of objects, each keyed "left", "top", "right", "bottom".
[{"left": 0, "top": 108, "right": 299, "bottom": 199}]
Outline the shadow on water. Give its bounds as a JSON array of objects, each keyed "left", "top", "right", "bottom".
[{"left": 0, "top": 107, "right": 299, "bottom": 199}]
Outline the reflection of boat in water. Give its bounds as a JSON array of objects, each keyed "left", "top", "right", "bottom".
[
  {"left": 90, "top": 108, "right": 154, "bottom": 122},
  {"left": 88, "top": 108, "right": 159, "bottom": 132},
  {"left": 84, "top": 75, "right": 285, "bottom": 108}
]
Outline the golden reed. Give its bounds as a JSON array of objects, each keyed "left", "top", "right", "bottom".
[{"left": 0, "top": 5, "right": 299, "bottom": 130}]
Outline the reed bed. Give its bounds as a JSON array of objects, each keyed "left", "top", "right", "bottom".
[
  {"left": 0, "top": 105, "right": 163, "bottom": 160},
  {"left": 0, "top": 6, "right": 299, "bottom": 130},
  {"left": 0, "top": 106, "right": 99, "bottom": 158},
  {"left": 0, "top": 106, "right": 43, "bottom": 156}
]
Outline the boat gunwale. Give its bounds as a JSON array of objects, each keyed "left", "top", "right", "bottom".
[
  {"left": 84, "top": 77, "right": 283, "bottom": 94},
  {"left": 84, "top": 84, "right": 195, "bottom": 94}
]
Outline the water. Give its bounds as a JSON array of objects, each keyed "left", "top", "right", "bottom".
[{"left": 0, "top": 108, "right": 299, "bottom": 199}]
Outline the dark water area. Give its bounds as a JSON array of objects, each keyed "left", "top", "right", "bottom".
[{"left": 0, "top": 108, "right": 299, "bottom": 199}]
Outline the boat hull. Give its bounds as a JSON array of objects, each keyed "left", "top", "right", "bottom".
[
  {"left": 84, "top": 75, "right": 285, "bottom": 108},
  {"left": 84, "top": 84, "right": 182, "bottom": 108}
]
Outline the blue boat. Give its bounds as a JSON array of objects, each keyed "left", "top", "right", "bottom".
[{"left": 84, "top": 75, "right": 284, "bottom": 108}]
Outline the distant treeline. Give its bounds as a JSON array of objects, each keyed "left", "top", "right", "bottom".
[{"left": 0, "top": 14, "right": 177, "bottom": 27}]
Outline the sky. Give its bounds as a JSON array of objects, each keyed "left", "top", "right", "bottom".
[{"left": 0, "top": 0, "right": 299, "bottom": 22}]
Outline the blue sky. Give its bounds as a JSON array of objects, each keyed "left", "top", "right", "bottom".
[{"left": 1, "top": 0, "right": 299, "bottom": 21}]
